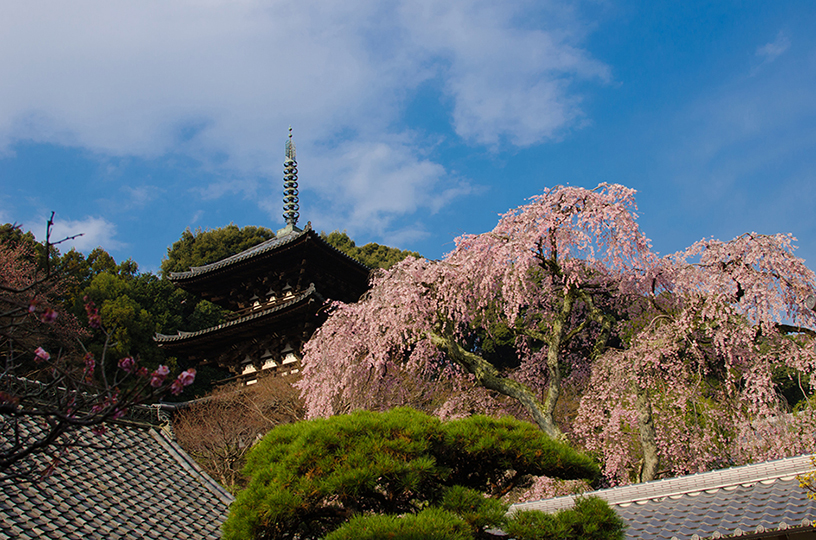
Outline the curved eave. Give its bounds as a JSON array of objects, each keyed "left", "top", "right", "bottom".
[
  {"left": 154, "top": 285, "right": 322, "bottom": 347},
  {"left": 168, "top": 226, "right": 309, "bottom": 282},
  {"left": 168, "top": 224, "right": 371, "bottom": 284}
]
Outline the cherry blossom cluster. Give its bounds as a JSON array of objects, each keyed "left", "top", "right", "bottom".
[{"left": 299, "top": 183, "right": 816, "bottom": 489}]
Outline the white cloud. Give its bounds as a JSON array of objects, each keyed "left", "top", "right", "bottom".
[
  {"left": 307, "top": 136, "right": 474, "bottom": 235},
  {"left": 749, "top": 31, "right": 792, "bottom": 77},
  {"left": 31, "top": 215, "right": 124, "bottom": 253},
  {"left": 122, "top": 185, "right": 161, "bottom": 208},
  {"left": 756, "top": 31, "right": 791, "bottom": 64},
  {"left": 0, "top": 1, "right": 607, "bottom": 230},
  {"left": 0, "top": 1, "right": 414, "bottom": 159},
  {"left": 399, "top": 0, "right": 611, "bottom": 146}
]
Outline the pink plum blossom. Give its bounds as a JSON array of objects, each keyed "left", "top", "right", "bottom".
[
  {"left": 169, "top": 379, "right": 185, "bottom": 395},
  {"left": 83, "top": 297, "right": 102, "bottom": 329},
  {"left": 40, "top": 308, "right": 58, "bottom": 323},
  {"left": 118, "top": 356, "right": 136, "bottom": 373},
  {"left": 178, "top": 368, "right": 196, "bottom": 386},
  {"left": 34, "top": 347, "right": 50, "bottom": 363},
  {"left": 83, "top": 353, "right": 95, "bottom": 378}
]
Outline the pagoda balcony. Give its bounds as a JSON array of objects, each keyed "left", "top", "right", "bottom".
[{"left": 223, "top": 293, "right": 298, "bottom": 322}]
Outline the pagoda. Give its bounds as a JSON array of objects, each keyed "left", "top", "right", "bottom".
[{"left": 156, "top": 130, "right": 371, "bottom": 382}]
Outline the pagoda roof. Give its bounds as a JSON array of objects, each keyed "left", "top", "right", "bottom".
[
  {"left": 166, "top": 223, "right": 371, "bottom": 310},
  {"left": 168, "top": 222, "right": 369, "bottom": 284},
  {"left": 155, "top": 284, "right": 323, "bottom": 351}
]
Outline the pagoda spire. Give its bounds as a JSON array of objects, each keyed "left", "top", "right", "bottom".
[{"left": 282, "top": 127, "right": 299, "bottom": 228}]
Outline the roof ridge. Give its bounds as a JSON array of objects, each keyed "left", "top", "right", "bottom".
[
  {"left": 604, "top": 454, "right": 815, "bottom": 505},
  {"left": 512, "top": 454, "right": 815, "bottom": 513},
  {"left": 154, "top": 284, "right": 319, "bottom": 343},
  {"left": 151, "top": 428, "right": 235, "bottom": 506},
  {"left": 168, "top": 226, "right": 308, "bottom": 281}
]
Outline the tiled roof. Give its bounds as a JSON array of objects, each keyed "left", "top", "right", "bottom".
[
  {"left": 168, "top": 226, "right": 308, "bottom": 281},
  {"left": 0, "top": 421, "right": 233, "bottom": 539},
  {"left": 167, "top": 223, "right": 370, "bottom": 283},
  {"left": 512, "top": 454, "right": 816, "bottom": 540},
  {"left": 154, "top": 284, "right": 320, "bottom": 344}
]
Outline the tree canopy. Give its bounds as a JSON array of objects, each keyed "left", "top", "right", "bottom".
[
  {"left": 321, "top": 230, "right": 421, "bottom": 269},
  {"left": 223, "top": 408, "right": 622, "bottom": 540},
  {"left": 299, "top": 183, "right": 816, "bottom": 485},
  {"left": 160, "top": 224, "right": 275, "bottom": 277}
]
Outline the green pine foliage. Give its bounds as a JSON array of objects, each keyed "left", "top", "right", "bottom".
[
  {"left": 440, "top": 485, "right": 507, "bottom": 531},
  {"left": 504, "top": 497, "right": 626, "bottom": 540},
  {"left": 222, "top": 408, "right": 618, "bottom": 540},
  {"left": 321, "top": 230, "right": 421, "bottom": 269},
  {"left": 325, "top": 508, "right": 473, "bottom": 540}
]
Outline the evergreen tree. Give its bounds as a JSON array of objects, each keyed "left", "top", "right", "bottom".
[
  {"left": 223, "top": 408, "right": 622, "bottom": 540},
  {"left": 321, "top": 230, "right": 421, "bottom": 269}
]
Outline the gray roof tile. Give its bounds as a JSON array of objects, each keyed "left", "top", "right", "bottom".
[
  {"left": 154, "top": 283, "right": 320, "bottom": 343},
  {"left": 0, "top": 421, "right": 232, "bottom": 539},
  {"left": 512, "top": 454, "right": 816, "bottom": 540},
  {"left": 168, "top": 226, "right": 308, "bottom": 281}
]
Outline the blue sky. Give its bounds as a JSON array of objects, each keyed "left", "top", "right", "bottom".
[{"left": 1, "top": 1, "right": 815, "bottom": 274}]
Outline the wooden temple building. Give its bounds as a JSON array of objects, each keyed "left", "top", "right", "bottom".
[{"left": 155, "top": 132, "right": 371, "bottom": 383}]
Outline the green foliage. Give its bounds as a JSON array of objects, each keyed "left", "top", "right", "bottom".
[
  {"left": 50, "top": 246, "right": 229, "bottom": 393},
  {"left": 439, "top": 415, "right": 600, "bottom": 489},
  {"left": 325, "top": 508, "right": 473, "bottom": 540},
  {"left": 86, "top": 247, "right": 118, "bottom": 275},
  {"left": 160, "top": 223, "right": 275, "bottom": 277},
  {"left": 223, "top": 408, "right": 606, "bottom": 540},
  {"left": 504, "top": 497, "right": 626, "bottom": 540},
  {"left": 440, "top": 486, "right": 507, "bottom": 531},
  {"left": 321, "top": 230, "right": 421, "bottom": 269},
  {"left": 0, "top": 223, "right": 38, "bottom": 251}
]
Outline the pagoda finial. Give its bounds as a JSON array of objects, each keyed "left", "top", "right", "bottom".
[
  {"left": 285, "top": 126, "right": 296, "bottom": 161},
  {"left": 282, "top": 127, "right": 299, "bottom": 228}
]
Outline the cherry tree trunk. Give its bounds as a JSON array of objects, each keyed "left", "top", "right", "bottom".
[
  {"left": 635, "top": 386, "right": 659, "bottom": 483},
  {"left": 429, "top": 333, "right": 562, "bottom": 439}
]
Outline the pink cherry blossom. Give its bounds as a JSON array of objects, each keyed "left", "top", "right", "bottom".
[{"left": 298, "top": 183, "right": 816, "bottom": 487}]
